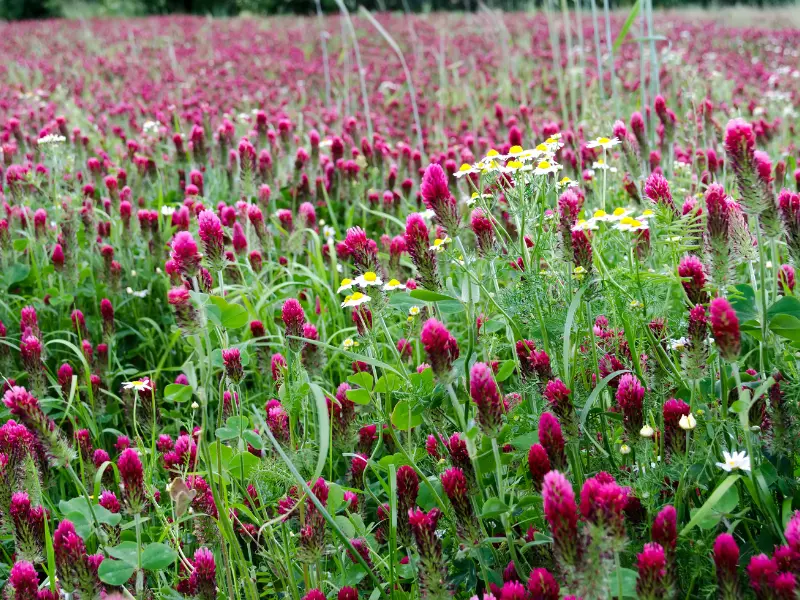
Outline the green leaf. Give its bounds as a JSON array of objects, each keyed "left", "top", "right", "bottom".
[
  {"left": 141, "top": 542, "right": 177, "bottom": 570},
  {"left": 612, "top": 0, "right": 639, "bottom": 52},
  {"left": 563, "top": 285, "right": 587, "bottom": 386},
  {"left": 327, "top": 482, "right": 345, "bottom": 514},
  {"left": 391, "top": 399, "right": 424, "bottom": 430},
  {"left": 438, "top": 299, "right": 465, "bottom": 314},
  {"left": 345, "top": 388, "right": 372, "bottom": 405},
  {"left": 409, "top": 289, "right": 457, "bottom": 302},
  {"left": 12, "top": 238, "right": 28, "bottom": 251},
  {"left": 335, "top": 515, "right": 356, "bottom": 538},
  {"left": 348, "top": 372, "right": 374, "bottom": 390},
  {"left": 208, "top": 296, "right": 248, "bottom": 329},
  {"left": 6, "top": 263, "right": 30, "bottom": 287},
  {"left": 107, "top": 541, "right": 140, "bottom": 565},
  {"left": 228, "top": 452, "right": 261, "bottom": 479},
  {"left": 770, "top": 314, "right": 800, "bottom": 342},
  {"left": 494, "top": 360, "right": 516, "bottom": 382},
  {"left": 579, "top": 370, "right": 630, "bottom": 430},
  {"left": 98, "top": 559, "right": 136, "bottom": 586},
  {"left": 374, "top": 373, "right": 403, "bottom": 393},
  {"left": 768, "top": 296, "right": 800, "bottom": 321},
  {"left": 481, "top": 497, "right": 510, "bottom": 519},
  {"left": 729, "top": 284, "right": 758, "bottom": 324},
  {"left": 164, "top": 383, "right": 193, "bottom": 403},
  {"left": 680, "top": 474, "right": 742, "bottom": 536},
  {"left": 309, "top": 383, "right": 331, "bottom": 485},
  {"left": 610, "top": 567, "right": 639, "bottom": 598},
  {"left": 242, "top": 430, "right": 264, "bottom": 450}
]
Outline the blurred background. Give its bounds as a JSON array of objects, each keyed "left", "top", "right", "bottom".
[{"left": 1, "top": 0, "right": 795, "bottom": 22}]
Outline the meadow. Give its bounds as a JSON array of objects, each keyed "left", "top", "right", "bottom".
[{"left": 1, "top": 7, "right": 800, "bottom": 600}]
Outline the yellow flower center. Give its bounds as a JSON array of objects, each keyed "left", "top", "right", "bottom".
[
  {"left": 630, "top": 219, "right": 642, "bottom": 227},
  {"left": 641, "top": 209, "right": 654, "bottom": 216},
  {"left": 363, "top": 272, "right": 377, "bottom": 282},
  {"left": 486, "top": 149, "right": 499, "bottom": 157},
  {"left": 598, "top": 137, "right": 610, "bottom": 144},
  {"left": 545, "top": 137, "right": 558, "bottom": 144},
  {"left": 507, "top": 160, "right": 523, "bottom": 169},
  {"left": 350, "top": 292, "right": 365, "bottom": 301},
  {"left": 509, "top": 145, "right": 523, "bottom": 154},
  {"left": 613, "top": 208, "right": 627, "bottom": 216},
  {"left": 537, "top": 161, "right": 551, "bottom": 170},
  {"left": 340, "top": 278, "right": 352, "bottom": 286},
  {"left": 388, "top": 279, "right": 401, "bottom": 286},
  {"left": 620, "top": 216, "right": 634, "bottom": 225},
  {"left": 593, "top": 210, "right": 607, "bottom": 218},
  {"left": 433, "top": 239, "right": 444, "bottom": 247},
  {"left": 536, "top": 143, "right": 548, "bottom": 152},
  {"left": 459, "top": 163, "right": 472, "bottom": 172}
]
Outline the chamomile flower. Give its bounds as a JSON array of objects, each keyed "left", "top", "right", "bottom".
[
  {"left": 629, "top": 299, "right": 644, "bottom": 309},
  {"left": 678, "top": 413, "right": 697, "bottom": 430},
  {"left": 383, "top": 279, "right": 406, "bottom": 291},
  {"left": 455, "top": 162, "right": 481, "bottom": 178},
  {"left": 323, "top": 225, "right": 336, "bottom": 240},
  {"left": 716, "top": 450, "right": 750, "bottom": 472},
  {"left": 337, "top": 278, "right": 355, "bottom": 293},
  {"left": 37, "top": 134, "right": 66, "bottom": 146},
  {"left": 638, "top": 209, "right": 655, "bottom": 220},
  {"left": 482, "top": 148, "right": 502, "bottom": 162},
  {"left": 466, "top": 192, "right": 492, "bottom": 206},
  {"left": 556, "top": 176, "right": 578, "bottom": 190},
  {"left": 341, "top": 292, "right": 371, "bottom": 308},
  {"left": 572, "top": 219, "right": 599, "bottom": 232},
  {"left": 354, "top": 271, "right": 383, "bottom": 288},
  {"left": 409, "top": 306, "right": 421, "bottom": 317},
  {"left": 533, "top": 160, "right": 562, "bottom": 176},
  {"left": 430, "top": 237, "right": 452, "bottom": 252},
  {"left": 506, "top": 145, "right": 525, "bottom": 157},
  {"left": 619, "top": 444, "right": 631, "bottom": 455},
  {"left": 640, "top": 425, "right": 655, "bottom": 438},
  {"left": 668, "top": 337, "right": 690, "bottom": 351},
  {"left": 592, "top": 159, "right": 617, "bottom": 172},
  {"left": 161, "top": 205, "right": 177, "bottom": 216},
  {"left": 503, "top": 159, "right": 525, "bottom": 172},
  {"left": 608, "top": 207, "right": 634, "bottom": 221},
  {"left": 586, "top": 136, "right": 621, "bottom": 149},
  {"left": 573, "top": 265, "right": 587, "bottom": 280},
  {"left": 123, "top": 379, "right": 152, "bottom": 392},
  {"left": 590, "top": 209, "right": 612, "bottom": 222},
  {"left": 615, "top": 217, "right": 649, "bottom": 232},
  {"left": 342, "top": 338, "right": 360, "bottom": 349}
]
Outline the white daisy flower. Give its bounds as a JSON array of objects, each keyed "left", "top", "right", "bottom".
[
  {"left": 383, "top": 278, "right": 406, "bottom": 291},
  {"left": 354, "top": 271, "right": 383, "bottom": 288},
  {"left": 640, "top": 425, "right": 655, "bottom": 438},
  {"left": 430, "top": 237, "right": 452, "bottom": 252},
  {"left": 615, "top": 217, "right": 649, "bottom": 232},
  {"left": 592, "top": 159, "right": 617, "bottom": 172},
  {"left": 337, "top": 278, "right": 355, "bottom": 294},
  {"left": 533, "top": 159, "right": 562, "bottom": 176},
  {"left": 669, "top": 337, "right": 690, "bottom": 351},
  {"left": 716, "top": 450, "right": 751, "bottom": 472},
  {"left": 342, "top": 338, "right": 359, "bottom": 349},
  {"left": 571, "top": 219, "right": 599, "bottom": 232},
  {"left": 37, "top": 134, "right": 66, "bottom": 146},
  {"left": 341, "top": 292, "right": 371, "bottom": 308},
  {"left": 161, "top": 206, "right": 177, "bottom": 216},
  {"left": 408, "top": 306, "right": 421, "bottom": 316},
  {"left": 123, "top": 379, "right": 152, "bottom": 392},
  {"left": 556, "top": 176, "right": 578, "bottom": 190},
  {"left": 586, "top": 136, "right": 621, "bottom": 149}
]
